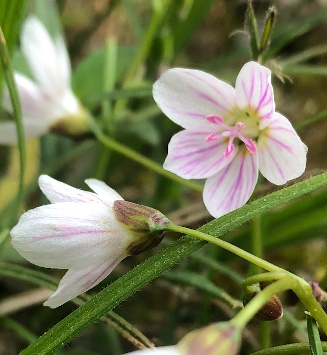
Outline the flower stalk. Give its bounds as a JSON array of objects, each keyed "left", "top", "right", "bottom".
[{"left": 165, "top": 223, "right": 327, "bottom": 334}]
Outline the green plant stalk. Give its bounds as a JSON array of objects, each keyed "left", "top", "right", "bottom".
[
  {"left": 90, "top": 121, "right": 203, "bottom": 192},
  {"left": 20, "top": 171, "right": 327, "bottom": 354},
  {"left": 247, "top": 0, "right": 259, "bottom": 61},
  {"left": 0, "top": 27, "right": 25, "bottom": 223},
  {"left": 166, "top": 224, "right": 284, "bottom": 273},
  {"left": 167, "top": 224, "right": 327, "bottom": 334},
  {"left": 251, "top": 343, "right": 327, "bottom": 355},
  {"left": 242, "top": 272, "right": 288, "bottom": 288}
]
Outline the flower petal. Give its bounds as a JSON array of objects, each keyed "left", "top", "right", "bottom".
[
  {"left": 203, "top": 148, "right": 259, "bottom": 218},
  {"left": 21, "top": 16, "right": 71, "bottom": 97},
  {"left": 235, "top": 61, "right": 275, "bottom": 129},
  {"left": 258, "top": 112, "right": 307, "bottom": 185},
  {"left": 44, "top": 257, "right": 125, "bottom": 308},
  {"left": 164, "top": 130, "right": 237, "bottom": 179},
  {"left": 3, "top": 72, "right": 49, "bottom": 117},
  {"left": 11, "top": 202, "right": 130, "bottom": 269},
  {"left": 0, "top": 120, "right": 48, "bottom": 145},
  {"left": 39, "top": 175, "right": 105, "bottom": 204},
  {"left": 153, "top": 68, "right": 235, "bottom": 130},
  {"left": 85, "top": 179, "right": 123, "bottom": 205},
  {"left": 124, "top": 347, "right": 180, "bottom": 355}
]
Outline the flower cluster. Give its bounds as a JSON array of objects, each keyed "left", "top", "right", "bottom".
[
  {"left": 153, "top": 62, "right": 307, "bottom": 217},
  {"left": 0, "top": 16, "right": 90, "bottom": 145}
]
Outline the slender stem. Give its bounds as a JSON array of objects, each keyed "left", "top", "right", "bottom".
[
  {"left": 91, "top": 122, "right": 203, "bottom": 193},
  {"left": 0, "top": 27, "right": 25, "bottom": 223},
  {"left": 251, "top": 216, "right": 263, "bottom": 274},
  {"left": 251, "top": 342, "right": 327, "bottom": 355},
  {"left": 232, "top": 278, "right": 293, "bottom": 328},
  {"left": 166, "top": 223, "right": 284, "bottom": 273},
  {"left": 292, "top": 282, "right": 327, "bottom": 335},
  {"left": 242, "top": 272, "right": 288, "bottom": 288}
]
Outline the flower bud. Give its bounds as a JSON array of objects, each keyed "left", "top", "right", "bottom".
[
  {"left": 310, "top": 282, "right": 327, "bottom": 312},
  {"left": 243, "top": 283, "right": 283, "bottom": 321},
  {"left": 113, "top": 200, "right": 171, "bottom": 255},
  {"left": 177, "top": 322, "right": 241, "bottom": 355}
]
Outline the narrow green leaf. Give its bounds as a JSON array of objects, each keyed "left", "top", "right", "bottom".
[
  {"left": 307, "top": 312, "right": 324, "bottom": 355},
  {"left": 246, "top": 1, "right": 259, "bottom": 61},
  {"left": 20, "top": 171, "right": 327, "bottom": 355}
]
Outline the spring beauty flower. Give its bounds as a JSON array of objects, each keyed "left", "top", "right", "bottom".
[
  {"left": 153, "top": 62, "right": 307, "bottom": 217},
  {"left": 11, "top": 175, "right": 169, "bottom": 308},
  {"left": 124, "top": 322, "right": 241, "bottom": 355},
  {"left": 0, "top": 16, "right": 90, "bottom": 145}
]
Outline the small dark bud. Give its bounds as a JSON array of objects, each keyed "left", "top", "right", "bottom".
[
  {"left": 113, "top": 200, "right": 171, "bottom": 255},
  {"left": 243, "top": 282, "right": 283, "bottom": 322},
  {"left": 310, "top": 282, "right": 327, "bottom": 312}
]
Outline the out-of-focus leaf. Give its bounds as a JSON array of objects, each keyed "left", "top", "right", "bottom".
[
  {"left": 72, "top": 46, "right": 136, "bottom": 106},
  {"left": 121, "top": 119, "right": 160, "bottom": 146}
]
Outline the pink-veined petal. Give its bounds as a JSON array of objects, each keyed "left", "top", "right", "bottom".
[
  {"left": 44, "top": 257, "right": 125, "bottom": 308},
  {"left": 39, "top": 175, "right": 106, "bottom": 204},
  {"left": 3, "top": 73, "right": 48, "bottom": 119},
  {"left": 203, "top": 148, "right": 259, "bottom": 218},
  {"left": 21, "top": 16, "right": 70, "bottom": 97},
  {"left": 257, "top": 112, "right": 307, "bottom": 185},
  {"left": 124, "top": 347, "right": 180, "bottom": 355},
  {"left": 153, "top": 68, "right": 236, "bottom": 130},
  {"left": 85, "top": 179, "right": 123, "bottom": 206},
  {"left": 0, "top": 120, "right": 48, "bottom": 145},
  {"left": 163, "top": 130, "right": 237, "bottom": 179},
  {"left": 11, "top": 202, "right": 130, "bottom": 269},
  {"left": 235, "top": 61, "right": 275, "bottom": 129}
]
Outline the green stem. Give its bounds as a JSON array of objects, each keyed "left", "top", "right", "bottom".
[
  {"left": 251, "top": 342, "right": 327, "bottom": 355},
  {"left": 168, "top": 224, "right": 327, "bottom": 333},
  {"left": 166, "top": 223, "right": 284, "bottom": 273},
  {"left": 0, "top": 27, "right": 25, "bottom": 223},
  {"left": 293, "top": 282, "right": 327, "bottom": 335},
  {"left": 242, "top": 272, "right": 288, "bottom": 288},
  {"left": 251, "top": 216, "right": 263, "bottom": 274},
  {"left": 90, "top": 122, "right": 202, "bottom": 192}
]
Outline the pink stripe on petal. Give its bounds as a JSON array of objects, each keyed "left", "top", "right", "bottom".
[
  {"left": 258, "top": 112, "right": 307, "bottom": 185},
  {"left": 164, "top": 130, "right": 235, "bottom": 179},
  {"left": 44, "top": 256, "right": 125, "bottom": 308},
  {"left": 235, "top": 62, "right": 275, "bottom": 129},
  {"left": 203, "top": 149, "right": 259, "bottom": 218},
  {"left": 153, "top": 68, "right": 235, "bottom": 130}
]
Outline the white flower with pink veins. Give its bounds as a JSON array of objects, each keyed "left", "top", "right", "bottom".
[
  {"left": 1, "top": 16, "right": 89, "bottom": 144},
  {"left": 153, "top": 61, "right": 307, "bottom": 218}
]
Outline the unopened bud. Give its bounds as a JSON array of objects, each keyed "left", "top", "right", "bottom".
[
  {"left": 310, "top": 282, "right": 327, "bottom": 312},
  {"left": 113, "top": 200, "right": 170, "bottom": 255},
  {"left": 243, "top": 283, "right": 283, "bottom": 321},
  {"left": 177, "top": 322, "right": 241, "bottom": 355}
]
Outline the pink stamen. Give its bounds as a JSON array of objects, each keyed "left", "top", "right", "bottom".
[
  {"left": 206, "top": 133, "right": 219, "bottom": 142},
  {"left": 225, "top": 142, "right": 235, "bottom": 157},
  {"left": 244, "top": 139, "right": 257, "bottom": 154},
  {"left": 206, "top": 114, "right": 223, "bottom": 124},
  {"left": 205, "top": 117, "right": 257, "bottom": 156}
]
